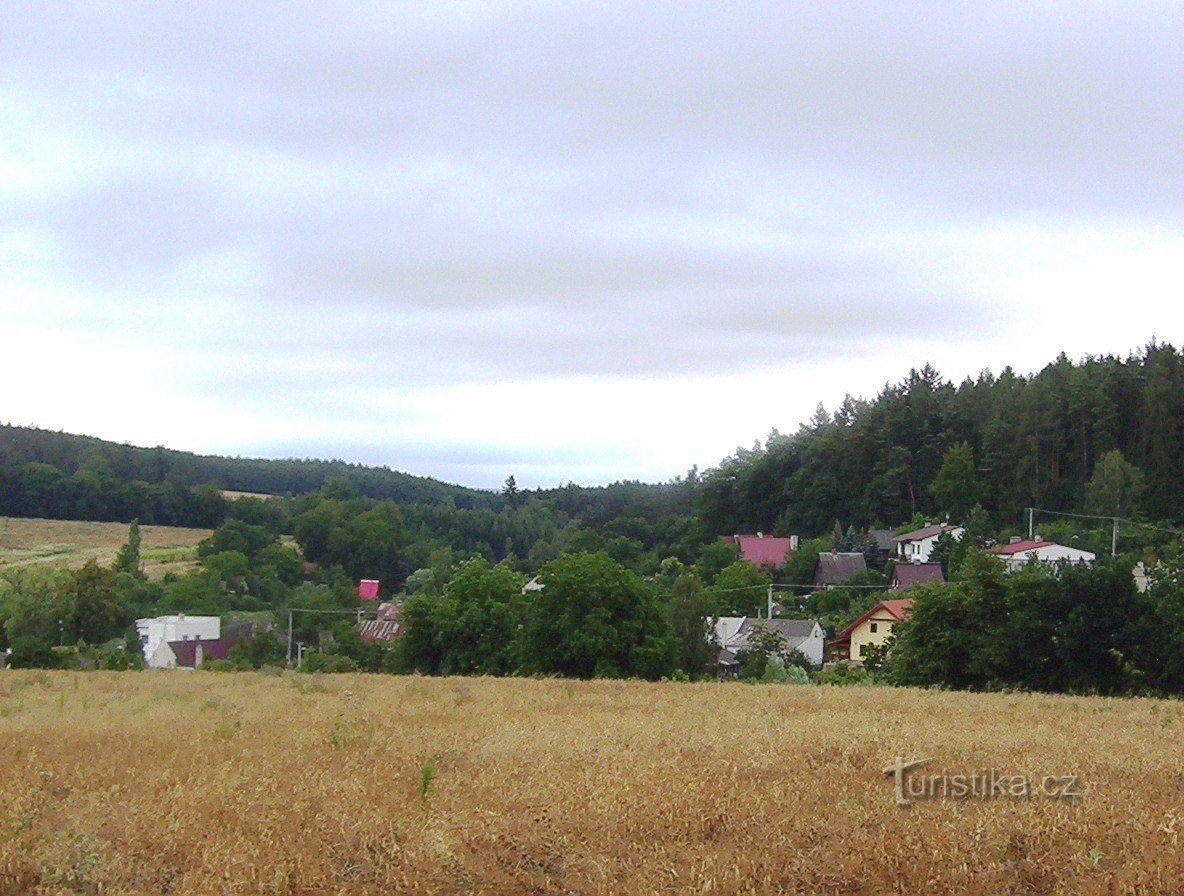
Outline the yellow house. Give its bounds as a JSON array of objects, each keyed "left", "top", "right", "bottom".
[{"left": 829, "top": 599, "right": 912, "bottom": 663}]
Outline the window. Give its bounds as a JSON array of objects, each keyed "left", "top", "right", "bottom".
[
  {"left": 859, "top": 643, "right": 868, "bottom": 657},
  {"left": 870, "top": 622, "right": 878, "bottom": 633}
]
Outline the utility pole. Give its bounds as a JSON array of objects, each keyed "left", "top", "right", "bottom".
[
  {"left": 286, "top": 609, "right": 293, "bottom": 666},
  {"left": 1112, "top": 517, "right": 1119, "bottom": 558},
  {"left": 767, "top": 584, "right": 774, "bottom": 620},
  {"left": 1028, "top": 507, "right": 1035, "bottom": 540}
]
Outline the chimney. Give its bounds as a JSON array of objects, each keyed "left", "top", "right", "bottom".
[
  {"left": 1010, "top": 536, "right": 1022, "bottom": 544},
  {"left": 790, "top": 535, "right": 800, "bottom": 551}
]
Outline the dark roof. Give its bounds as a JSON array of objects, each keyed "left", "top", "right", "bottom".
[
  {"left": 167, "top": 637, "right": 236, "bottom": 668},
  {"left": 718, "top": 617, "right": 821, "bottom": 665},
  {"left": 812, "top": 552, "right": 868, "bottom": 586},
  {"left": 868, "top": 529, "right": 896, "bottom": 551},
  {"left": 889, "top": 562, "right": 946, "bottom": 589},
  {"left": 892, "top": 523, "right": 961, "bottom": 543}
]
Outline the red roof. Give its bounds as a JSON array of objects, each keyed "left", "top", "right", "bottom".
[
  {"left": 989, "top": 539, "right": 1055, "bottom": 555},
  {"left": 358, "top": 579, "right": 380, "bottom": 599},
  {"left": 167, "top": 638, "right": 236, "bottom": 668},
  {"left": 724, "top": 534, "right": 794, "bottom": 568},
  {"left": 889, "top": 563, "right": 945, "bottom": 588},
  {"left": 837, "top": 599, "right": 913, "bottom": 639}
]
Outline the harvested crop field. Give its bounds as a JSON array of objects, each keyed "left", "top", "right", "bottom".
[
  {"left": 0, "top": 672, "right": 1181, "bottom": 895},
  {"left": 0, "top": 516, "right": 209, "bottom": 579}
]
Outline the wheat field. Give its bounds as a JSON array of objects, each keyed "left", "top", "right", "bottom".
[
  {"left": 0, "top": 517, "right": 210, "bottom": 579},
  {"left": 0, "top": 672, "right": 1181, "bottom": 895}
]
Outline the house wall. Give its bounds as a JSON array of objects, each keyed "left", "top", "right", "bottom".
[
  {"left": 848, "top": 613, "right": 901, "bottom": 662},
  {"left": 137, "top": 616, "right": 220, "bottom": 664},
  {"left": 795, "top": 624, "right": 825, "bottom": 667}
]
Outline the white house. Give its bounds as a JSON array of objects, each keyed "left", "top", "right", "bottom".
[
  {"left": 136, "top": 614, "right": 221, "bottom": 668},
  {"left": 713, "top": 616, "right": 825, "bottom": 668},
  {"left": 988, "top": 537, "right": 1096, "bottom": 571},
  {"left": 891, "top": 523, "right": 964, "bottom": 563}
]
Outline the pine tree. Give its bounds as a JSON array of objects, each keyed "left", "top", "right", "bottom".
[{"left": 113, "top": 519, "right": 145, "bottom": 580}]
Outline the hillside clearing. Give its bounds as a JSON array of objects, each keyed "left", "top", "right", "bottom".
[
  {"left": 0, "top": 673, "right": 1181, "bottom": 895},
  {"left": 0, "top": 516, "right": 210, "bottom": 579}
]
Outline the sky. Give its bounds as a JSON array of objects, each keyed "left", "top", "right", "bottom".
[{"left": 2, "top": 2, "right": 1181, "bottom": 489}]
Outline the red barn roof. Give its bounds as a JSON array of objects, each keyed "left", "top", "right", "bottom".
[
  {"left": 357, "top": 579, "right": 380, "bottom": 599},
  {"left": 723, "top": 534, "right": 794, "bottom": 568}
]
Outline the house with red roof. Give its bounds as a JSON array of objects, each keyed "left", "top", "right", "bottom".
[
  {"left": 988, "top": 537, "right": 1095, "bottom": 571},
  {"left": 827, "top": 598, "right": 913, "bottom": 664},
  {"left": 722, "top": 533, "right": 799, "bottom": 568}
]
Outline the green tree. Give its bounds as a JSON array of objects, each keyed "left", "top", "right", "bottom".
[
  {"left": 113, "top": 519, "right": 145, "bottom": 579},
  {"left": 1083, "top": 449, "right": 1145, "bottom": 518},
  {"left": 707, "top": 560, "right": 771, "bottom": 616},
  {"left": 929, "top": 442, "right": 981, "bottom": 521},
  {"left": 665, "top": 572, "right": 716, "bottom": 677},
  {"left": 519, "top": 552, "right": 676, "bottom": 679}
]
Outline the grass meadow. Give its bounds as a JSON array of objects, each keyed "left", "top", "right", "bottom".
[
  {"left": 1, "top": 673, "right": 1183, "bottom": 894},
  {"left": 0, "top": 517, "right": 210, "bottom": 580}
]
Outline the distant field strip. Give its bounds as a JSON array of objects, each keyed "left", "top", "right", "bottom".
[
  {"left": 1, "top": 673, "right": 1182, "bottom": 895},
  {"left": 0, "top": 517, "right": 210, "bottom": 579}
]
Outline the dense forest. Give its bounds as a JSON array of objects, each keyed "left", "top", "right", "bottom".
[{"left": 699, "top": 342, "right": 1184, "bottom": 536}]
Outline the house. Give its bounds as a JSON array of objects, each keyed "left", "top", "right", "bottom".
[
  {"left": 714, "top": 616, "right": 825, "bottom": 670},
  {"left": 154, "top": 637, "right": 237, "bottom": 669},
  {"left": 892, "top": 523, "right": 964, "bottom": 563},
  {"left": 888, "top": 562, "right": 945, "bottom": 589},
  {"left": 988, "top": 537, "right": 1096, "bottom": 571},
  {"left": 136, "top": 614, "right": 221, "bottom": 667},
  {"left": 358, "top": 601, "right": 403, "bottom": 643},
  {"left": 827, "top": 599, "right": 913, "bottom": 664},
  {"left": 812, "top": 551, "right": 867, "bottom": 587},
  {"left": 722, "top": 533, "right": 799, "bottom": 568},
  {"left": 522, "top": 576, "right": 544, "bottom": 594},
  {"left": 357, "top": 579, "right": 380, "bottom": 600}
]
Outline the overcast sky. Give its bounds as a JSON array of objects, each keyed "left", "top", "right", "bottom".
[{"left": 2, "top": 3, "right": 1181, "bottom": 489}]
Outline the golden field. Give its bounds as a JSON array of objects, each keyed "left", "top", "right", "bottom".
[
  {"left": 0, "top": 517, "right": 210, "bottom": 579},
  {"left": 1, "top": 672, "right": 1182, "bottom": 896}
]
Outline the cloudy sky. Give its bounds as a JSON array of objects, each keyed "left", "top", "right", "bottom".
[{"left": 2, "top": 3, "right": 1181, "bottom": 488}]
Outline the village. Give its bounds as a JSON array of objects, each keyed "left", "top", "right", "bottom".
[{"left": 130, "top": 520, "right": 1108, "bottom": 680}]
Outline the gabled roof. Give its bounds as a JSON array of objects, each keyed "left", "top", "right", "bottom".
[
  {"left": 716, "top": 616, "right": 821, "bottom": 665},
  {"left": 167, "top": 637, "right": 236, "bottom": 668},
  {"left": 892, "top": 523, "right": 962, "bottom": 543},
  {"left": 837, "top": 599, "right": 913, "bottom": 639},
  {"left": 988, "top": 539, "right": 1055, "bottom": 555},
  {"left": 889, "top": 562, "right": 945, "bottom": 588},
  {"left": 723, "top": 534, "right": 794, "bottom": 568},
  {"left": 868, "top": 529, "right": 896, "bottom": 551},
  {"left": 813, "top": 551, "right": 867, "bottom": 586}
]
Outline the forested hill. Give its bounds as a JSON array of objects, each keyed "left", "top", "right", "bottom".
[
  {"left": 3, "top": 342, "right": 1183, "bottom": 541},
  {"left": 699, "top": 342, "right": 1184, "bottom": 535},
  {"left": 0, "top": 423, "right": 495, "bottom": 522}
]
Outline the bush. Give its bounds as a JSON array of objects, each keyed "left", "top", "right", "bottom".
[
  {"left": 812, "top": 663, "right": 877, "bottom": 686},
  {"left": 760, "top": 655, "right": 811, "bottom": 684},
  {"left": 302, "top": 652, "right": 358, "bottom": 673}
]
